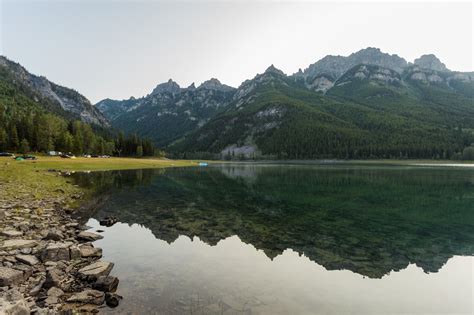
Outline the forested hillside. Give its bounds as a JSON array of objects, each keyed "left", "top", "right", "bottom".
[
  {"left": 0, "top": 57, "right": 156, "bottom": 156},
  {"left": 171, "top": 65, "right": 474, "bottom": 159},
  {"left": 96, "top": 79, "right": 235, "bottom": 146}
]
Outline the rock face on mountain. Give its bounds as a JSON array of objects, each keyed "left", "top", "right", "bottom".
[
  {"left": 297, "top": 47, "right": 408, "bottom": 81},
  {"left": 414, "top": 54, "right": 449, "bottom": 72},
  {"left": 151, "top": 79, "right": 181, "bottom": 96},
  {"left": 305, "top": 75, "right": 335, "bottom": 92},
  {"left": 198, "top": 78, "right": 234, "bottom": 92},
  {"left": 335, "top": 64, "right": 402, "bottom": 86},
  {"left": 291, "top": 47, "right": 408, "bottom": 93},
  {"left": 0, "top": 56, "right": 108, "bottom": 126},
  {"left": 95, "top": 97, "right": 141, "bottom": 121}
]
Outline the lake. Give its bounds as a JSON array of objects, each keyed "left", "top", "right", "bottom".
[{"left": 74, "top": 163, "right": 474, "bottom": 314}]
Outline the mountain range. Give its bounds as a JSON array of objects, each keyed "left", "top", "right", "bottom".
[{"left": 96, "top": 47, "right": 474, "bottom": 159}]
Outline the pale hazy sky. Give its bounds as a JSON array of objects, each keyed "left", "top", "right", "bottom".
[{"left": 0, "top": 1, "right": 472, "bottom": 103}]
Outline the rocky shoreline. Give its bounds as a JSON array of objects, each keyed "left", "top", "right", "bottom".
[{"left": 0, "top": 174, "right": 120, "bottom": 314}]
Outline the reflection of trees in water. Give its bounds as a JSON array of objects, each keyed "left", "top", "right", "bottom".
[
  {"left": 78, "top": 166, "right": 474, "bottom": 278},
  {"left": 74, "top": 168, "right": 164, "bottom": 192}
]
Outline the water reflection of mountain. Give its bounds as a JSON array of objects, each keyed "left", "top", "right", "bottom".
[{"left": 74, "top": 165, "right": 474, "bottom": 278}]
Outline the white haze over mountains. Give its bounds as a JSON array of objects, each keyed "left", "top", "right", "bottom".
[{"left": 0, "top": 0, "right": 472, "bottom": 103}]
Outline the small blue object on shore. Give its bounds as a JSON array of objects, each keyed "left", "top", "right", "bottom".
[{"left": 198, "top": 162, "right": 208, "bottom": 166}]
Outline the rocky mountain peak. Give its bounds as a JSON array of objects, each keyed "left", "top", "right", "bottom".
[
  {"left": 349, "top": 47, "right": 408, "bottom": 72},
  {"left": 198, "top": 78, "right": 234, "bottom": 92},
  {"left": 301, "top": 47, "right": 408, "bottom": 81},
  {"left": 264, "top": 64, "right": 285, "bottom": 76},
  {"left": 414, "top": 54, "right": 449, "bottom": 72},
  {"left": 151, "top": 79, "right": 181, "bottom": 95},
  {"left": 186, "top": 82, "right": 196, "bottom": 90}
]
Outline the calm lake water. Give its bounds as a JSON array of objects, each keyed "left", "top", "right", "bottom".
[{"left": 74, "top": 163, "right": 474, "bottom": 314}]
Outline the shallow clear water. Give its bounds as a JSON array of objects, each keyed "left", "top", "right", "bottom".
[{"left": 75, "top": 163, "right": 474, "bottom": 314}]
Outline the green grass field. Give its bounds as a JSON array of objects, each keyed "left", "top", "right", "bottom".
[{"left": 1, "top": 156, "right": 199, "bottom": 171}]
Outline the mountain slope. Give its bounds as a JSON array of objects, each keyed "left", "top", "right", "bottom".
[
  {"left": 0, "top": 56, "right": 157, "bottom": 157},
  {"left": 0, "top": 56, "right": 108, "bottom": 127},
  {"left": 97, "top": 79, "right": 235, "bottom": 146},
  {"left": 171, "top": 63, "right": 473, "bottom": 159}
]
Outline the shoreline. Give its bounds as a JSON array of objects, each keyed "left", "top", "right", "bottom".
[{"left": 0, "top": 157, "right": 196, "bottom": 313}]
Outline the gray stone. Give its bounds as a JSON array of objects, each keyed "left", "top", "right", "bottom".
[
  {"left": 69, "top": 245, "right": 81, "bottom": 260},
  {"left": 44, "top": 295, "right": 59, "bottom": 305},
  {"left": 0, "top": 240, "right": 38, "bottom": 251},
  {"left": 19, "top": 248, "right": 32, "bottom": 255},
  {"left": 77, "top": 231, "right": 103, "bottom": 242},
  {"left": 3, "top": 256, "right": 16, "bottom": 263},
  {"left": 44, "top": 230, "right": 64, "bottom": 241},
  {"left": 2, "top": 299, "right": 30, "bottom": 315},
  {"left": 66, "top": 289, "right": 105, "bottom": 305},
  {"left": 47, "top": 286, "right": 64, "bottom": 297},
  {"left": 41, "top": 242, "right": 71, "bottom": 261},
  {"left": 45, "top": 286, "right": 64, "bottom": 304},
  {"left": 44, "top": 261, "right": 57, "bottom": 267},
  {"left": 0, "top": 267, "right": 23, "bottom": 286},
  {"left": 11, "top": 264, "right": 32, "bottom": 279},
  {"left": 79, "top": 245, "right": 102, "bottom": 258},
  {"left": 78, "top": 261, "right": 113, "bottom": 280},
  {"left": 15, "top": 254, "right": 39, "bottom": 266},
  {"left": 0, "top": 230, "right": 23, "bottom": 237},
  {"left": 29, "top": 278, "right": 45, "bottom": 296},
  {"left": 44, "top": 268, "right": 64, "bottom": 290}
]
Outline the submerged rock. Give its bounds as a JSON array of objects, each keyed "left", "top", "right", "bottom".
[
  {"left": 105, "top": 292, "right": 122, "bottom": 308},
  {"left": 92, "top": 276, "right": 119, "bottom": 292},
  {"left": 99, "top": 217, "right": 118, "bottom": 227}
]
